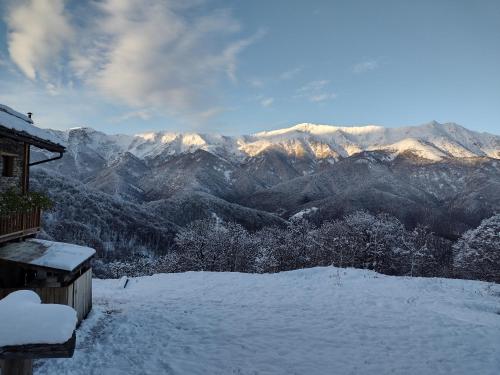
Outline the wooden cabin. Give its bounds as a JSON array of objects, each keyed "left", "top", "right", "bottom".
[{"left": 0, "top": 104, "right": 95, "bottom": 323}]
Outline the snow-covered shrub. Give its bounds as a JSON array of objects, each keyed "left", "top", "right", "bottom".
[
  {"left": 92, "top": 210, "right": 455, "bottom": 279},
  {"left": 453, "top": 214, "right": 500, "bottom": 283},
  {"left": 93, "top": 252, "right": 181, "bottom": 278},
  {"left": 175, "top": 218, "right": 257, "bottom": 272},
  {"left": 253, "top": 219, "right": 316, "bottom": 273},
  {"left": 315, "top": 212, "right": 451, "bottom": 277},
  {"left": 218, "top": 222, "right": 257, "bottom": 272},
  {"left": 404, "top": 224, "right": 451, "bottom": 277},
  {"left": 253, "top": 226, "right": 282, "bottom": 273},
  {"left": 314, "top": 220, "right": 353, "bottom": 267},
  {"left": 341, "top": 211, "right": 407, "bottom": 274}
]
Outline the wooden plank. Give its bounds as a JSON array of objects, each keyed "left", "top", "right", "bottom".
[
  {"left": 0, "top": 332, "right": 76, "bottom": 360},
  {"left": 21, "top": 142, "right": 30, "bottom": 194},
  {"left": 0, "top": 228, "right": 40, "bottom": 244},
  {"left": 69, "top": 268, "right": 93, "bottom": 323},
  {"left": 0, "top": 358, "right": 33, "bottom": 375},
  {"left": 67, "top": 283, "right": 73, "bottom": 308}
]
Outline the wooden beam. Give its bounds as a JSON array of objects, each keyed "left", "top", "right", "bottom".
[
  {"left": 0, "top": 358, "right": 33, "bottom": 375},
  {"left": 22, "top": 143, "right": 30, "bottom": 194},
  {"left": 0, "top": 227, "right": 40, "bottom": 244},
  {"left": 0, "top": 332, "right": 76, "bottom": 359}
]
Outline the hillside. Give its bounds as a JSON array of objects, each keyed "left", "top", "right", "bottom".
[
  {"left": 30, "top": 122, "right": 500, "bottom": 258},
  {"left": 36, "top": 267, "right": 500, "bottom": 375}
]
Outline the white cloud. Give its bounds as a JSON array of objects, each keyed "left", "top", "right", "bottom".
[
  {"left": 196, "top": 107, "right": 226, "bottom": 122},
  {"left": 296, "top": 80, "right": 336, "bottom": 103},
  {"left": 353, "top": 59, "right": 379, "bottom": 74},
  {"left": 260, "top": 97, "right": 274, "bottom": 107},
  {"left": 45, "top": 83, "right": 61, "bottom": 96},
  {"left": 112, "top": 109, "right": 154, "bottom": 123},
  {"left": 309, "top": 93, "right": 337, "bottom": 102},
  {"left": 4, "top": 0, "right": 261, "bottom": 119},
  {"left": 6, "top": 0, "right": 73, "bottom": 80},
  {"left": 280, "top": 67, "right": 301, "bottom": 80},
  {"left": 297, "top": 80, "right": 329, "bottom": 93},
  {"left": 248, "top": 78, "right": 264, "bottom": 88}
]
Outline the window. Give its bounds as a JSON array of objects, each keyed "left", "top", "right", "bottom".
[{"left": 2, "top": 155, "right": 15, "bottom": 177}]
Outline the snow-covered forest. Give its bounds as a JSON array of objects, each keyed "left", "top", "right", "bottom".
[{"left": 94, "top": 211, "right": 500, "bottom": 284}]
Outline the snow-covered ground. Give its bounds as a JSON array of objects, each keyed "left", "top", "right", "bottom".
[{"left": 37, "top": 267, "right": 500, "bottom": 375}]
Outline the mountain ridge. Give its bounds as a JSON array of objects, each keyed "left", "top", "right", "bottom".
[
  {"left": 43, "top": 121, "right": 500, "bottom": 164},
  {"left": 30, "top": 121, "right": 500, "bottom": 259}
]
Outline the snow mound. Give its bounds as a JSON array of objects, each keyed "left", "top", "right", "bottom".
[
  {"left": 291, "top": 207, "right": 318, "bottom": 219},
  {"left": 0, "top": 290, "right": 77, "bottom": 347},
  {"left": 37, "top": 267, "right": 500, "bottom": 375}
]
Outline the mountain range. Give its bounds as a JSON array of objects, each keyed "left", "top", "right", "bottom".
[{"left": 31, "top": 121, "right": 500, "bottom": 259}]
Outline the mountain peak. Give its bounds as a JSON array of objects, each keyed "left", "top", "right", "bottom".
[
  {"left": 255, "top": 123, "right": 385, "bottom": 138},
  {"left": 48, "top": 121, "right": 499, "bottom": 162}
]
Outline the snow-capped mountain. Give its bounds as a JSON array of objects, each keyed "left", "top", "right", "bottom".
[
  {"left": 31, "top": 121, "right": 500, "bottom": 259},
  {"left": 251, "top": 122, "right": 499, "bottom": 159},
  {"left": 46, "top": 121, "right": 499, "bottom": 165}
]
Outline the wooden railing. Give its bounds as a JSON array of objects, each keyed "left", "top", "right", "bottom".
[{"left": 0, "top": 208, "right": 41, "bottom": 243}]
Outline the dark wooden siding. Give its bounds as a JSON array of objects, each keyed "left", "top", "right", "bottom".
[{"left": 0, "top": 137, "right": 23, "bottom": 193}]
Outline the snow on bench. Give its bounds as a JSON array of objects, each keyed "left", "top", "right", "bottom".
[{"left": 0, "top": 290, "right": 77, "bottom": 348}]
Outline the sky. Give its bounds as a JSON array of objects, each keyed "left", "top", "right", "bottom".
[{"left": 0, "top": 0, "right": 499, "bottom": 136}]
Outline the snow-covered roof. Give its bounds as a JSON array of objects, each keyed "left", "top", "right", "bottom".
[
  {"left": 0, "top": 239, "right": 95, "bottom": 272},
  {"left": 0, "top": 104, "right": 65, "bottom": 149},
  {"left": 0, "top": 290, "right": 77, "bottom": 347}
]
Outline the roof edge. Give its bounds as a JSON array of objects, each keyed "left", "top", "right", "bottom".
[{"left": 0, "top": 125, "right": 65, "bottom": 153}]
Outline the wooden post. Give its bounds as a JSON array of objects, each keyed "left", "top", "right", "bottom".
[
  {"left": 21, "top": 143, "right": 30, "bottom": 194},
  {"left": 0, "top": 359, "right": 33, "bottom": 375},
  {"left": 0, "top": 333, "right": 75, "bottom": 375}
]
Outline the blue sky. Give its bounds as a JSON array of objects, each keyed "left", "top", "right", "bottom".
[{"left": 0, "top": 0, "right": 499, "bottom": 135}]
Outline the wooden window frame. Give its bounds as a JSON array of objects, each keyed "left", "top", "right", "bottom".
[{"left": 2, "top": 154, "right": 15, "bottom": 177}]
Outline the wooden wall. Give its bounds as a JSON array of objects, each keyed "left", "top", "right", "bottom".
[
  {"left": 0, "top": 137, "right": 23, "bottom": 193},
  {"left": 70, "top": 268, "right": 92, "bottom": 323},
  {"left": 0, "top": 268, "right": 92, "bottom": 324}
]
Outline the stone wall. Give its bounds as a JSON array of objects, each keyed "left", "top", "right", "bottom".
[{"left": 0, "top": 137, "right": 24, "bottom": 193}]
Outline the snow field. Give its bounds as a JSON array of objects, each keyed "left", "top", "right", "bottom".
[{"left": 36, "top": 267, "right": 500, "bottom": 375}]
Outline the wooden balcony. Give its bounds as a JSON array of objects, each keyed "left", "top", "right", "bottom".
[{"left": 0, "top": 208, "right": 41, "bottom": 244}]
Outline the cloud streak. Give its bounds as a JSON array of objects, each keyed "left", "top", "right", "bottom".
[
  {"left": 296, "top": 80, "right": 336, "bottom": 103},
  {"left": 353, "top": 59, "right": 379, "bottom": 74},
  {"left": 6, "top": 0, "right": 73, "bottom": 80},
  {"left": 260, "top": 97, "right": 274, "bottom": 107},
  {"left": 280, "top": 67, "right": 301, "bottom": 80},
  {"left": 4, "top": 0, "right": 260, "bottom": 120}
]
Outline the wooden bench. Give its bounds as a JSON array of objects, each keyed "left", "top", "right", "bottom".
[
  {"left": 0, "top": 290, "right": 78, "bottom": 375},
  {"left": 0, "top": 333, "right": 75, "bottom": 375}
]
